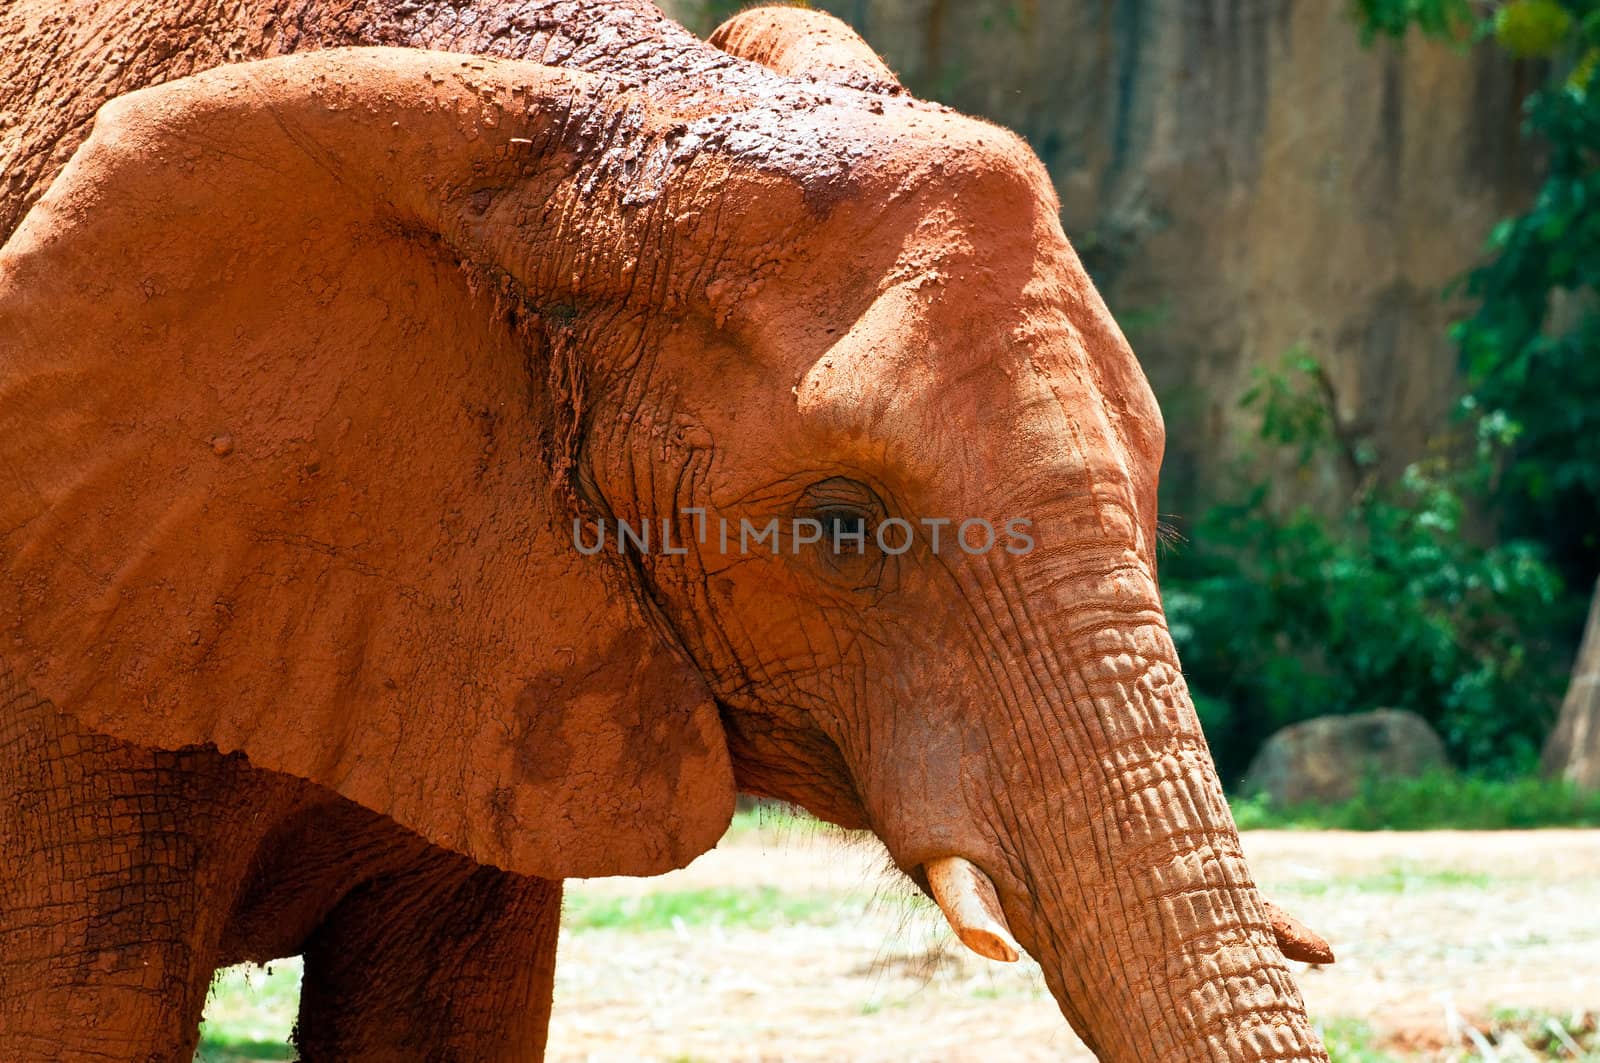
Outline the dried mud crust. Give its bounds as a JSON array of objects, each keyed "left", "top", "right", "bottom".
[{"left": 544, "top": 826, "right": 1600, "bottom": 1062}]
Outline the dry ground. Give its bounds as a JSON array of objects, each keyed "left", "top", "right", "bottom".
[{"left": 200, "top": 819, "right": 1600, "bottom": 1061}]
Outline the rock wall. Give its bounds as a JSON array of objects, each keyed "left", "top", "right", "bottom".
[{"left": 667, "top": 0, "right": 1538, "bottom": 513}]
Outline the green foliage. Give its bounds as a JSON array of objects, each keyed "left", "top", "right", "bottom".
[
  {"left": 1163, "top": 356, "right": 1567, "bottom": 781},
  {"left": 1230, "top": 770, "right": 1600, "bottom": 829},
  {"left": 1351, "top": 0, "right": 1475, "bottom": 42},
  {"left": 1455, "top": 74, "right": 1600, "bottom": 577},
  {"left": 196, "top": 961, "right": 301, "bottom": 1061},
  {"left": 1354, "top": 0, "right": 1600, "bottom": 589},
  {"left": 1496, "top": 0, "right": 1576, "bottom": 55}
]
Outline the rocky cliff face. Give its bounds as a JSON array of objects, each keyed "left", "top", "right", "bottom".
[{"left": 670, "top": 0, "right": 1538, "bottom": 512}]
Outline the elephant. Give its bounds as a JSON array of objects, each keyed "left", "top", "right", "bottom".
[{"left": 0, "top": 2, "right": 1334, "bottom": 1060}]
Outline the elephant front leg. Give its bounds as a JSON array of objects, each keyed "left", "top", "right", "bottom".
[
  {"left": 0, "top": 673, "right": 299, "bottom": 1062},
  {"left": 294, "top": 857, "right": 562, "bottom": 1062}
]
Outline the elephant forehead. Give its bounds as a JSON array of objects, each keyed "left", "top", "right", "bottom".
[
  {"left": 696, "top": 179, "right": 1079, "bottom": 417},
  {"left": 790, "top": 274, "right": 1108, "bottom": 425},
  {"left": 677, "top": 77, "right": 1047, "bottom": 202},
  {"left": 686, "top": 97, "right": 1059, "bottom": 277}
]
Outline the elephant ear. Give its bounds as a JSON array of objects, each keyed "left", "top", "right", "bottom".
[
  {"left": 710, "top": 6, "right": 904, "bottom": 95},
  {"left": 0, "top": 49, "right": 735, "bottom": 879}
]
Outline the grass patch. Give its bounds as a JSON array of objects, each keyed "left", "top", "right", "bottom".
[
  {"left": 196, "top": 960, "right": 300, "bottom": 1061},
  {"left": 562, "top": 886, "right": 845, "bottom": 932},
  {"left": 966, "top": 982, "right": 1048, "bottom": 1003},
  {"left": 1318, "top": 1018, "right": 1400, "bottom": 1062},
  {"left": 1231, "top": 772, "right": 1600, "bottom": 831},
  {"left": 722, "top": 803, "right": 828, "bottom": 839},
  {"left": 195, "top": 1045, "right": 295, "bottom": 1062},
  {"left": 1280, "top": 862, "right": 1498, "bottom": 897},
  {"left": 1485, "top": 1008, "right": 1600, "bottom": 1059}
]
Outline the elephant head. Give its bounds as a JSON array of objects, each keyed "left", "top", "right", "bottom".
[{"left": 0, "top": 7, "right": 1330, "bottom": 1060}]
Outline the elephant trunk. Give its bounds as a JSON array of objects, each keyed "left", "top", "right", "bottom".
[
  {"left": 994, "top": 731, "right": 1327, "bottom": 1060},
  {"left": 910, "top": 589, "right": 1330, "bottom": 1060}
]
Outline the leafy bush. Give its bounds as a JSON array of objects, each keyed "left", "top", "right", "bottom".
[
  {"left": 1166, "top": 0, "right": 1600, "bottom": 791},
  {"left": 1230, "top": 770, "right": 1600, "bottom": 830},
  {"left": 1165, "top": 0, "right": 1600, "bottom": 789},
  {"left": 1359, "top": 0, "right": 1600, "bottom": 587},
  {"left": 1163, "top": 356, "right": 1568, "bottom": 782},
  {"left": 1350, "top": 0, "right": 1476, "bottom": 42}
]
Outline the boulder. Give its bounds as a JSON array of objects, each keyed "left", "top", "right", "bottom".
[{"left": 1242, "top": 709, "right": 1449, "bottom": 807}]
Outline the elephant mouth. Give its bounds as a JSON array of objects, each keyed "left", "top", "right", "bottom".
[{"left": 922, "top": 853, "right": 1336, "bottom": 968}]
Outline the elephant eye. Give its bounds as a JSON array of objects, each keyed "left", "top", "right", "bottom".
[
  {"left": 799, "top": 478, "right": 883, "bottom": 544},
  {"left": 797, "top": 477, "right": 893, "bottom": 592},
  {"left": 818, "top": 508, "right": 869, "bottom": 552}
]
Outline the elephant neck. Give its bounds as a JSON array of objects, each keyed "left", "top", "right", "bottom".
[{"left": 254, "top": 0, "right": 726, "bottom": 90}]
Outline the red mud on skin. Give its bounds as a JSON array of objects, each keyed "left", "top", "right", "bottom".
[
  {"left": 1264, "top": 898, "right": 1337, "bottom": 965},
  {"left": 1, "top": 2, "right": 1330, "bottom": 1060}
]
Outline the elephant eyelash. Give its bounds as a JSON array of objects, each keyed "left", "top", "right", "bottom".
[
  {"left": 797, "top": 476, "right": 887, "bottom": 518},
  {"left": 1155, "top": 517, "right": 1185, "bottom": 553},
  {"left": 816, "top": 508, "right": 871, "bottom": 547}
]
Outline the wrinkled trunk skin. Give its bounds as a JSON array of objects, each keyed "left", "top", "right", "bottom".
[{"left": 970, "top": 587, "right": 1325, "bottom": 1060}]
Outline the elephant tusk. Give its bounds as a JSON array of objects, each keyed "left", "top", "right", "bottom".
[
  {"left": 1262, "top": 897, "right": 1336, "bottom": 964},
  {"left": 925, "top": 856, "right": 1022, "bottom": 963}
]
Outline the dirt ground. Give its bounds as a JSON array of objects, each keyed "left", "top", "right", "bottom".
[{"left": 545, "top": 823, "right": 1600, "bottom": 1062}]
